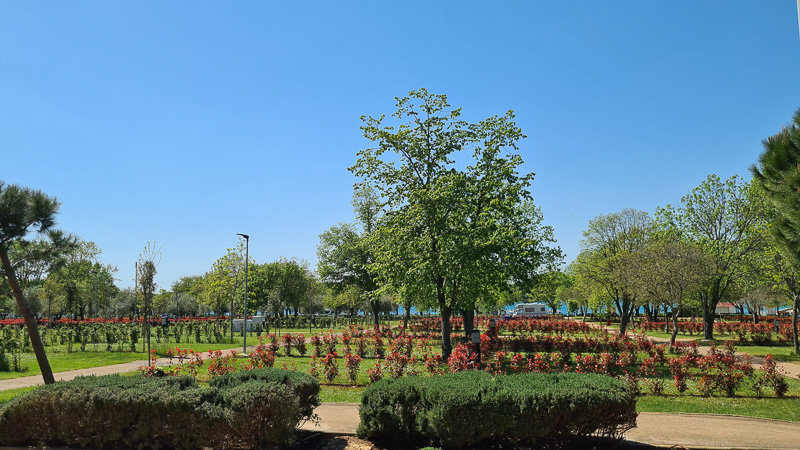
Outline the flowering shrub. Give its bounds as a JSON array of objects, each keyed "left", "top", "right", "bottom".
[
  {"left": 356, "top": 336, "right": 367, "bottom": 358},
  {"left": 267, "top": 333, "right": 280, "bottom": 354},
  {"left": 529, "top": 352, "right": 567, "bottom": 373},
  {"left": 345, "top": 353, "right": 362, "bottom": 384},
  {"left": 390, "top": 335, "right": 413, "bottom": 358},
  {"left": 696, "top": 344, "right": 751, "bottom": 397},
  {"left": 321, "top": 352, "right": 339, "bottom": 383},
  {"left": 282, "top": 333, "right": 294, "bottom": 356},
  {"left": 308, "top": 355, "right": 320, "bottom": 381},
  {"left": 447, "top": 344, "right": 479, "bottom": 372},
  {"left": 207, "top": 350, "right": 238, "bottom": 377},
  {"left": 667, "top": 356, "right": 691, "bottom": 394},
  {"left": 639, "top": 357, "right": 665, "bottom": 395},
  {"left": 485, "top": 351, "right": 508, "bottom": 375},
  {"left": 372, "top": 336, "right": 385, "bottom": 359},
  {"left": 293, "top": 334, "right": 307, "bottom": 356},
  {"left": 322, "top": 332, "right": 338, "bottom": 354},
  {"left": 758, "top": 354, "right": 789, "bottom": 398},
  {"left": 311, "top": 334, "right": 323, "bottom": 357},
  {"left": 183, "top": 350, "right": 205, "bottom": 377},
  {"left": 424, "top": 354, "right": 445, "bottom": 376},
  {"left": 342, "top": 334, "right": 352, "bottom": 354},
  {"left": 245, "top": 345, "right": 276, "bottom": 371},
  {"left": 367, "top": 359, "right": 383, "bottom": 383},
  {"left": 385, "top": 351, "right": 413, "bottom": 378}
]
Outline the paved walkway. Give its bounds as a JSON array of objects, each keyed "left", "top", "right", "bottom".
[{"left": 302, "top": 403, "right": 800, "bottom": 449}]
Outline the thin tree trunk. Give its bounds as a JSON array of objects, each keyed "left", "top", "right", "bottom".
[
  {"left": 436, "top": 275, "right": 452, "bottom": 359},
  {"left": 371, "top": 300, "right": 380, "bottom": 328},
  {"left": 702, "top": 293, "right": 715, "bottom": 340},
  {"left": 462, "top": 308, "right": 474, "bottom": 339},
  {"left": 402, "top": 302, "right": 411, "bottom": 329},
  {"left": 793, "top": 294, "right": 799, "bottom": 356},
  {"left": 0, "top": 250, "right": 55, "bottom": 384},
  {"left": 670, "top": 307, "right": 680, "bottom": 347},
  {"left": 440, "top": 304, "right": 452, "bottom": 360}
]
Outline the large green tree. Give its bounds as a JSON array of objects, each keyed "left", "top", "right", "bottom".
[
  {"left": 575, "top": 208, "right": 651, "bottom": 335},
  {"left": 623, "top": 239, "right": 709, "bottom": 345},
  {"left": 752, "top": 109, "right": 800, "bottom": 353},
  {"left": 0, "top": 182, "right": 76, "bottom": 384},
  {"left": 350, "top": 89, "right": 560, "bottom": 358},
  {"left": 657, "top": 175, "right": 767, "bottom": 340},
  {"left": 43, "top": 240, "right": 117, "bottom": 319},
  {"left": 317, "top": 187, "right": 382, "bottom": 325}
]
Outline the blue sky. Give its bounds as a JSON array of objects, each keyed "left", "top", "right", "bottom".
[{"left": 2, "top": 2, "right": 799, "bottom": 291}]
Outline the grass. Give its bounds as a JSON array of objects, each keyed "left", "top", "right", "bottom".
[
  {"left": 320, "top": 385, "right": 364, "bottom": 403},
  {"left": 0, "top": 352, "right": 145, "bottom": 380}
]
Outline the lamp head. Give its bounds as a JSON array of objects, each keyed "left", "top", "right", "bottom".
[{"left": 236, "top": 233, "right": 249, "bottom": 240}]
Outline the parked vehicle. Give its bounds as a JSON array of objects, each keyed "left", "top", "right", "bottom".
[{"left": 511, "top": 303, "right": 549, "bottom": 317}]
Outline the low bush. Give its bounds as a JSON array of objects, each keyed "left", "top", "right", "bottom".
[
  {"left": 0, "top": 370, "right": 318, "bottom": 449},
  {"left": 209, "top": 367, "right": 320, "bottom": 416},
  {"left": 358, "top": 371, "right": 637, "bottom": 449}
]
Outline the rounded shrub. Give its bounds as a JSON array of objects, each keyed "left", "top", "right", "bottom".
[
  {"left": 358, "top": 371, "right": 637, "bottom": 449},
  {"left": 0, "top": 370, "right": 318, "bottom": 449},
  {"left": 209, "top": 367, "right": 320, "bottom": 416}
]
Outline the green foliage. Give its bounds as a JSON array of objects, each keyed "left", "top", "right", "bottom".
[
  {"left": 0, "top": 371, "right": 312, "bottom": 449},
  {"left": 575, "top": 208, "right": 652, "bottom": 332},
  {"left": 357, "top": 371, "right": 637, "bottom": 449},
  {"left": 656, "top": 175, "right": 768, "bottom": 339},
  {"left": 0, "top": 182, "right": 77, "bottom": 385},
  {"left": 208, "top": 367, "right": 320, "bottom": 416},
  {"left": 350, "top": 89, "right": 561, "bottom": 357},
  {"left": 752, "top": 109, "right": 800, "bottom": 355},
  {"left": 248, "top": 258, "right": 316, "bottom": 315},
  {"left": 317, "top": 190, "right": 382, "bottom": 324}
]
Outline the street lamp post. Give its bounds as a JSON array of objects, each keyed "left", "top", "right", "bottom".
[
  {"left": 237, "top": 233, "right": 249, "bottom": 355},
  {"left": 90, "top": 270, "right": 98, "bottom": 320}
]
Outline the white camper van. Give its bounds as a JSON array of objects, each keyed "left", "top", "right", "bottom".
[{"left": 511, "top": 303, "right": 549, "bottom": 317}]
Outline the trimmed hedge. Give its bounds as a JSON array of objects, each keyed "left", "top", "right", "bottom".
[
  {"left": 358, "top": 371, "right": 637, "bottom": 449},
  {"left": 210, "top": 367, "right": 320, "bottom": 416},
  {"left": 0, "top": 370, "right": 319, "bottom": 449}
]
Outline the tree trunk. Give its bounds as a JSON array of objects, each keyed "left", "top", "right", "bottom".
[
  {"left": 614, "top": 293, "right": 636, "bottom": 336},
  {"left": 462, "top": 308, "right": 474, "bottom": 339},
  {"left": 702, "top": 293, "right": 716, "bottom": 341},
  {"left": 402, "top": 302, "right": 411, "bottom": 329},
  {"left": 371, "top": 299, "right": 380, "bottom": 328},
  {"left": 440, "top": 304, "right": 452, "bottom": 360},
  {"left": 436, "top": 276, "right": 452, "bottom": 360},
  {"left": 793, "top": 293, "right": 799, "bottom": 356},
  {"left": 670, "top": 307, "right": 680, "bottom": 347},
  {"left": 0, "top": 250, "right": 55, "bottom": 385}
]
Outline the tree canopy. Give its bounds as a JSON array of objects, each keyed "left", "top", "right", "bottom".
[
  {"left": 0, "top": 182, "right": 77, "bottom": 384},
  {"left": 350, "top": 89, "right": 561, "bottom": 357},
  {"left": 752, "top": 108, "right": 800, "bottom": 354}
]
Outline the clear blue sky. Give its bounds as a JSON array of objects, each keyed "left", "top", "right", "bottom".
[{"left": 2, "top": 2, "right": 799, "bottom": 291}]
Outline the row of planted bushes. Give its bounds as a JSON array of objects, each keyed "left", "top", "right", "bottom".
[
  {"left": 357, "top": 370, "right": 637, "bottom": 449},
  {"left": 408, "top": 316, "right": 595, "bottom": 335},
  {"left": 151, "top": 328, "right": 794, "bottom": 399},
  {"left": 639, "top": 321, "right": 795, "bottom": 343},
  {"left": 0, "top": 368, "right": 319, "bottom": 449}
]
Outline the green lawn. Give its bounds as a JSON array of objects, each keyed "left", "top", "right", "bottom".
[{"left": 0, "top": 352, "right": 145, "bottom": 380}]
